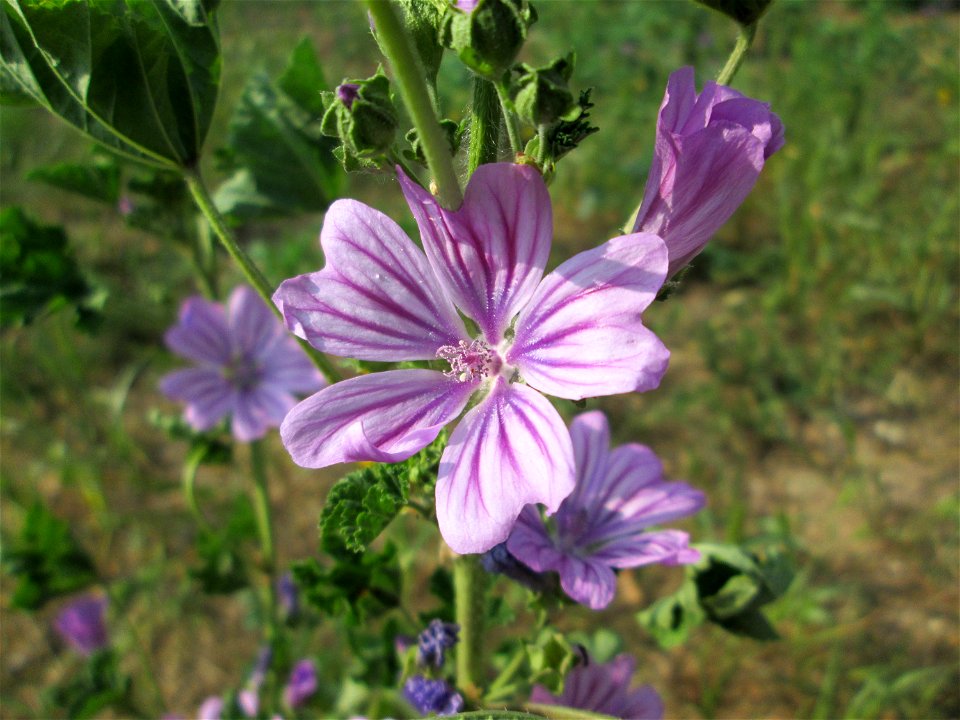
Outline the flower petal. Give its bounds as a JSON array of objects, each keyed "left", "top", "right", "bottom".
[
  {"left": 227, "top": 285, "right": 278, "bottom": 359},
  {"left": 591, "top": 529, "right": 699, "bottom": 569},
  {"left": 564, "top": 411, "right": 611, "bottom": 510},
  {"left": 280, "top": 370, "right": 475, "bottom": 468},
  {"left": 557, "top": 555, "right": 618, "bottom": 610},
  {"left": 436, "top": 379, "right": 575, "bottom": 554},
  {"left": 159, "top": 368, "right": 233, "bottom": 431},
  {"left": 260, "top": 340, "right": 327, "bottom": 394},
  {"left": 507, "top": 233, "right": 670, "bottom": 400},
  {"left": 398, "top": 164, "right": 551, "bottom": 341},
  {"left": 164, "top": 297, "right": 231, "bottom": 364},
  {"left": 273, "top": 199, "right": 467, "bottom": 361}
]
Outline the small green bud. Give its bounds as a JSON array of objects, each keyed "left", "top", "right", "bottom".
[
  {"left": 443, "top": 0, "right": 536, "bottom": 80},
  {"left": 374, "top": 0, "right": 447, "bottom": 87},
  {"left": 513, "top": 54, "right": 576, "bottom": 127},
  {"left": 320, "top": 70, "right": 398, "bottom": 159},
  {"left": 693, "top": 0, "right": 773, "bottom": 27}
]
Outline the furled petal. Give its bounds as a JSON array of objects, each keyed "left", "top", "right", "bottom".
[
  {"left": 507, "top": 233, "right": 669, "bottom": 400},
  {"left": 280, "top": 370, "right": 475, "bottom": 468},
  {"left": 398, "top": 164, "right": 551, "bottom": 342},
  {"left": 164, "top": 297, "right": 231, "bottom": 364},
  {"left": 159, "top": 368, "right": 233, "bottom": 431},
  {"left": 227, "top": 285, "right": 278, "bottom": 359},
  {"left": 436, "top": 379, "right": 575, "bottom": 554},
  {"left": 273, "top": 199, "right": 467, "bottom": 361}
]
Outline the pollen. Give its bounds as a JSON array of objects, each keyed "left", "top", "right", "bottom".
[{"left": 436, "top": 339, "right": 499, "bottom": 382}]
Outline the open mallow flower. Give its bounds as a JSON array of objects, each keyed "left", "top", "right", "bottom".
[
  {"left": 530, "top": 653, "right": 664, "bottom": 720},
  {"left": 274, "top": 163, "right": 669, "bottom": 554},
  {"left": 506, "top": 411, "right": 705, "bottom": 609},
  {"left": 633, "top": 66, "right": 784, "bottom": 278},
  {"left": 160, "top": 285, "right": 325, "bottom": 442}
]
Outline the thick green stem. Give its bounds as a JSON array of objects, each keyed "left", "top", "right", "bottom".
[
  {"left": 469, "top": 77, "right": 501, "bottom": 174},
  {"left": 454, "top": 555, "right": 487, "bottom": 700},
  {"left": 496, "top": 83, "right": 523, "bottom": 156},
  {"left": 250, "top": 440, "right": 279, "bottom": 644},
  {"left": 366, "top": 0, "right": 462, "bottom": 209},
  {"left": 716, "top": 22, "right": 758, "bottom": 86},
  {"left": 184, "top": 169, "right": 341, "bottom": 383}
]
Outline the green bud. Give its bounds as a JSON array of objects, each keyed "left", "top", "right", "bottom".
[
  {"left": 693, "top": 0, "right": 773, "bottom": 27},
  {"left": 404, "top": 119, "right": 464, "bottom": 167},
  {"left": 443, "top": 0, "right": 536, "bottom": 80},
  {"left": 513, "top": 53, "right": 576, "bottom": 127},
  {"left": 374, "top": 0, "right": 447, "bottom": 87},
  {"left": 320, "top": 69, "right": 398, "bottom": 159}
]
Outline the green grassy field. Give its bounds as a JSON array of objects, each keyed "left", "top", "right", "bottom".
[{"left": 2, "top": 1, "right": 958, "bottom": 718}]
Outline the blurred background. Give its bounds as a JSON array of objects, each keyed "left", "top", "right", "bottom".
[{"left": 2, "top": 0, "right": 957, "bottom": 717}]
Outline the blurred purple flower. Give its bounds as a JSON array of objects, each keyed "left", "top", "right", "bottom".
[
  {"left": 283, "top": 658, "right": 318, "bottom": 709},
  {"left": 455, "top": 0, "right": 479, "bottom": 11},
  {"left": 160, "top": 285, "right": 325, "bottom": 442},
  {"left": 239, "top": 646, "right": 272, "bottom": 717},
  {"left": 403, "top": 676, "right": 464, "bottom": 716},
  {"left": 480, "top": 542, "right": 553, "bottom": 593},
  {"left": 274, "top": 163, "right": 670, "bottom": 554},
  {"left": 197, "top": 696, "right": 224, "bottom": 720},
  {"left": 417, "top": 619, "right": 460, "bottom": 668},
  {"left": 507, "top": 411, "right": 705, "bottom": 609},
  {"left": 530, "top": 653, "right": 664, "bottom": 720},
  {"left": 633, "top": 66, "right": 784, "bottom": 278},
  {"left": 277, "top": 572, "right": 299, "bottom": 620},
  {"left": 336, "top": 82, "right": 360, "bottom": 109},
  {"left": 117, "top": 195, "right": 134, "bottom": 217},
  {"left": 54, "top": 594, "right": 108, "bottom": 655}
]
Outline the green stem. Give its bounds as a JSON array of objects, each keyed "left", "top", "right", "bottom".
[
  {"left": 250, "top": 440, "right": 279, "bottom": 644},
  {"left": 468, "top": 77, "right": 501, "bottom": 174},
  {"left": 182, "top": 446, "right": 213, "bottom": 533},
  {"left": 496, "top": 83, "right": 523, "bottom": 156},
  {"left": 454, "top": 555, "right": 487, "bottom": 701},
  {"left": 483, "top": 649, "right": 526, "bottom": 703},
  {"left": 716, "top": 22, "right": 758, "bottom": 86},
  {"left": 184, "top": 169, "right": 341, "bottom": 383},
  {"left": 366, "top": 0, "right": 462, "bottom": 209}
]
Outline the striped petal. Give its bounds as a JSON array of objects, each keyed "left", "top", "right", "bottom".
[
  {"left": 507, "top": 232, "right": 670, "bottom": 400},
  {"left": 164, "top": 297, "right": 231, "bottom": 365}
]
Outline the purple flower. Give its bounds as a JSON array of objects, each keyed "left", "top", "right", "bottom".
[
  {"left": 54, "top": 594, "right": 108, "bottom": 655},
  {"left": 277, "top": 572, "right": 299, "bottom": 620},
  {"left": 274, "top": 163, "right": 669, "bottom": 554},
  {"left": 417, "top": 619, "right": 460, "bottom": 667},
  {"left": 530, "top": 653, "right": 664, "bottom": 720},
  {"left": 197, "top": 696, "right": 224, "bottom": 720},
  {"left": 403, "top": 676, "right": 464, "bottom": 716},
  {"left": 239, "top": 646, "right": 272, "bottom": 717},
  {"left": 633, "top": 66, "right": 784, "bottom": 278},
  {"left": 455, "top": 0, "right": 479, "bottom": 11},
  {"left": 283, "top": 658, "right": 318, "bottom": 709},
  {"left": 336, "top": 82, "right": 360, "bottom": 109},
  {"left": 160, "top": 285, "right": 325, "bottom": 442},
  {"left": 506, "top": 411, "right": 705, "bottom": 609},
  {"left": 480, "top": 542, "right": 553, "bottom": 593}
]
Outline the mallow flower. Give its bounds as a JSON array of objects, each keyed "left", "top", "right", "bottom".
[
  {"left": 54, "top": 594, "right": 108, "bottom": 655},
  {"left": 283, "top": 658, "right": 318, "bottom": 709},
  {"left": 403, "top": 676, "right": 464, "bottom": 717},
  {"left": 274, "top": 163, "right": 670, "bottom": 554},
  {"left": 160, "top": 285, "right": 325, "bottom": 442},
  {"left": 633, "top": 66, "right": 784, "bottom": 278},
  {"left": 530, "top": 653, "right": 664, "bottom": 720},
  {"left": 506, "top": 411, "right": 705, "bottom": 609}
]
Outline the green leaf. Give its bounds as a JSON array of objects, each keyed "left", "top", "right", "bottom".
[
  {"left": 46, "top": 650, "right": 130, "bottom": 719},
  {"left": 525, "top": 630, "right": 578, "bottom": 694},
  {"left": 1, "top": 0, "right": 220, "bottom": 168},
  {"left": 27, "top": 158, "right": 120, "bottom": 204},
  {"left": 3, "top": 501, "right": 97, "bottom": 611},
  {"left": 0, "top": 206, "right": 102, "bottom": 331},
  {"left": 213, "top": 39, "right": 342, "bottom": 222},
  {"left": 189, "top": 496, "right": 257, "bottom": 594},
  {"left": 637, "top": 581, "right": 706, "bottom": 649}
]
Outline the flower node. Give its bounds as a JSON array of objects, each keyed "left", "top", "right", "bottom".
[{"left": 436, "top": 339, "right": 497, "bottom": 382}]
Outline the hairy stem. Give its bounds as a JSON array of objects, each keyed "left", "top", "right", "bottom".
[
  {"left": 469, "top": 77, "right": 501, "bottom": 174},
  {"left": 454, "top": 555, "right": 487, "bottom": 701},
  {"left": 366, "top": 0, "right": 462, "bottom": 209},
  {"left": 496, "top": 83, "right": 523, "bottom": 156},
  {"left": 716, "top": 22, "right": 758, "bottom": 86}
]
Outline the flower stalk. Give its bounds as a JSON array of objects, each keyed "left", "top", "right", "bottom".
[
  {"left": 716, "top": 21, "right": 758, "bottom": 86},
  {"left": 365, "top": 0, "right": 462, "bottom": 209},
  {"left": 453, "top": 554, "right": 487, "bottom": 701},
  {"left": 469, "top": 77, "right": 501, "bottom": 174}
]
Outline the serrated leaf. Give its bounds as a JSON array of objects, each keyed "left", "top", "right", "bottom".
[
  {"left": 1, "top": 0, "right": 220, "bottom": 168},
  {"left": 3, "top": 502, "right": 97, "bottom": 611},
  {"left": 27, "top": 160, "right": 120, "bottom": 204}
]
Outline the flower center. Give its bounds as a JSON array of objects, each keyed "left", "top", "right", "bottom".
[
  {"left": 224, "top": 355, "right": 263, "bottom": 391},
  {"left": 436, "top": 339, "right": 500, "bottom": 382}
]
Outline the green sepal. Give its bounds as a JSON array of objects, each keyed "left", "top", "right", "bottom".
[
  {"left": 443, "top": 0, "right": 535, "bottom": 80},
  {"left": 513, "top": 54, "right": 576, "bottom": 128},
  {"left": 322, "top": 68, "right": 399, "bottom": 162}
]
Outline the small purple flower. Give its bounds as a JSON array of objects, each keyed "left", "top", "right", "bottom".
[
  {"left": 283, "top": 658, "right": 318, "bottom": 709},
  {"left": 277, "top": 572, "right": 299, "bottom": 620},
  {"left": 633, "top": 66, "right": 784, "bottom": 278},
  {"left": 160, "top": 285, "right": 325, "bottom": 442},
  {"left": 274, "top": 163, "right": 670, "bottom": 554},
  {"left": 239, "top": 646, "right": 273, "bottom": 717},
  {"left": 54, "top": 594, "right": 108, "bottom": 655},
  {"left": 530, "top": 653, "right": 664, "bottom": 720},
  {"left": 454, "top": 0, "right": 479, "bottom": 11},
  {"left": 117, "top": 195, "right": 134, "bottom": 217},
  {"left": 336, "top": 82, "right": 360, "bottom": 110},
  {"left": 403, "top": 676, "right": 464, "bottom": 717},
  {"left": 507, "top": 411, "right": 705, "bottom": 610},
  {"left": 197, "top": 696, "right": 224, "bottom": 720},
  {"left": 417, "top": 619, "right": 460, "bottom": 668}
]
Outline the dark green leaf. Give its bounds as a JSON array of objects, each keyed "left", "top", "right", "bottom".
[
  {"left": 3, "top": 502, "right": 97, "bottom": 611},
  {"left": 46, "top": 650, "right": 130, "bottom": 720},
  {"left": 0, "top": 206, "right": 101, "bottom": 330},
  {"left": 1, "top": 0, "right": 220, "bottom": 168},
  {"left": 276, "top": 37, "right": 326, "bottom": 116},
  {"left": 189, "top": 496, "right": 256, "bottom": 594},
  {"left": 27, "top": 159, "right": 120, "bottom": 204}
]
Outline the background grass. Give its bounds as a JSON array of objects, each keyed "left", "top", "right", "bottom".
[{"left": 2, "top": 1, "right": 958, "bottom": 718}]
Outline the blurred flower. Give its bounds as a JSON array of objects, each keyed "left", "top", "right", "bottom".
[
  {"left": 160, "top": 285, "right": 325, "bottom": 442},
  {"left": 197, "top": 696, "right": 224, "bottom": 720},
  {"left": 283, "top": 658, "right": 318, "bottom": 709},
  {"left": 274, "top": 163, "right": 670, "bottom": 554},
  {"left": 530, "top": 653, "right": 663, "bottom": 720},
  {"left": 454, "top": 0, "right": 479, "bottom": 11},
  {"left": 403, "top": 676, "right": 463, "bottom": 717},
  {"left": 417, "top": 619, "right": 460, "bottom": 668},
  {"left": 633, "top": 66, "right": 784, "bottom": 278},
  {"left": 480, "top": 542, "right": 552, "bottom": 593},
  {"left": 239, "top": 646, "right": 272, "bottom": 717},
  {"left": 277, "top": 572, "right": 299, "bottom": 621},
  {"left": 507, "top": 411, "right": 705, "bottom": 609},
  {"left": 117, "top": 195, "right": 134, "bottom": 217},
  {"left": 54, "top": 594, "right": 108, "bottom": 655}
]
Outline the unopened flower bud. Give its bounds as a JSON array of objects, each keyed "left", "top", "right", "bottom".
[
  {"left": 443, "top": 0, "right": 535, "bottom": 80},
  {"left": 513, "top": 54, "right": 576, "bottom": 127},
  {"left": 321, "top": 70, "right": 398, "bottom": 159}
]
